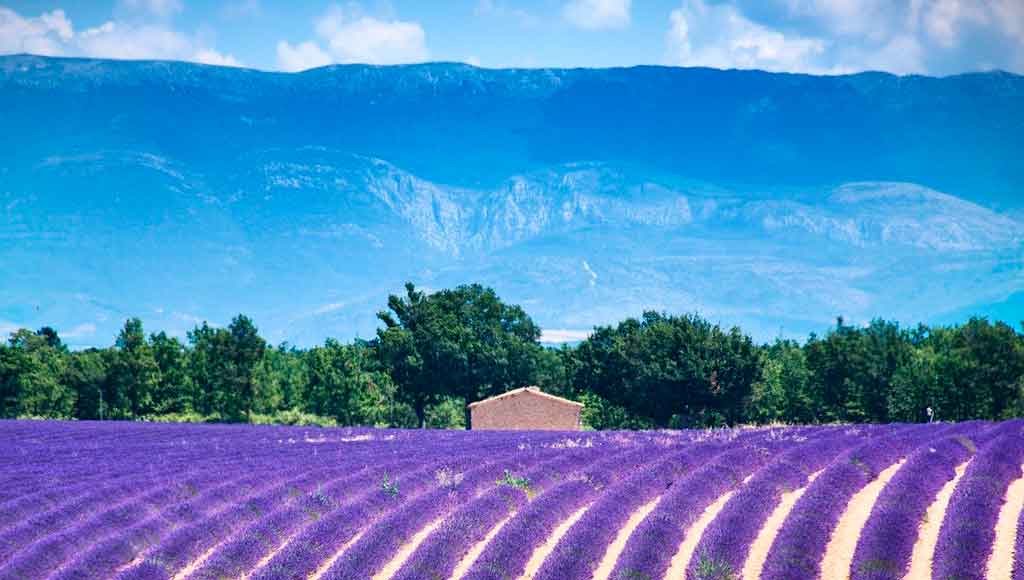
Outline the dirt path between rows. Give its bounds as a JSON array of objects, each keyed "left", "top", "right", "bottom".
[
  {"left": 451, "top": 515, "right": 512, "bottom": 580},
  {"left": 903, "top": 460, "right": 969, "bottom": 580},
  {"left": 742, "top": 471, "right": 823, "bottom": 580},
  {"left": 518, "top": 504, "right": 592, "bottom": 579},
  {"left": 821, "top": 459, "right": 906, "bottom": 580},
  {"left": 592, "top": 496, "right": 662, "bottom": 580},
  {"left": 372, "top": 517, "right": 445, "bottom": 580},
  {"left": 308, "top": 531, "right": 365, "bottom": 580},
  {"left": 663, "top": 490, "right": 736, "bottom": 580},
  {"left": 986, "top": 464, "right": 1024, "bottom": 580}
]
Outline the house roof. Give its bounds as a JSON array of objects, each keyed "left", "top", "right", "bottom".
[{"left": 467, "top": 386, "right": 585, "bottom": 409}]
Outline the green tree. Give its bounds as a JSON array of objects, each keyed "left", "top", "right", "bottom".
[
  {"left": 572, "top": 312, "right": 761, "bottom": 428},
  {"left": 888, "top": 345, "right": 944, "bottom": 422},
  {"left": 186, "top": 316, "right": 267, "bottom": 421},
  {"left": 1, "top": 328, "right": 75, "bottom": 418},
  {"left": 187, "top": 322, "right": 223, "bottom": 416},
  {"left": 376, "top": 283, "right": 542, "bottom": 428},
  {"left": 804, "top": 318, "right": 913, "bottom": 423},
  {"left": 110, "top": 318, "right": 160, "bottom": 418},
  {"left": 225, "top": 315, "right": 267, "bottom": 421},
  {"left": 305, "top": 339, "right": 396, "bottom": 425},
  {"left": 63, "top": 348, "right": 111, "bottom": 419},
  {"left": 253, "top": 344, "right": 308, "bottom": 414},
  {"left": 149, "top": 332, "right": 193, "bottom": 414}
]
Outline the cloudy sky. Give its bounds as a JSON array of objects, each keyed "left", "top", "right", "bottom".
[{"left": 1, "top": 0, "right": 1023, "bottom": 74}]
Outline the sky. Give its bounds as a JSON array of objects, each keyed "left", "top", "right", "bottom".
[{"left": 1, "top": 0, "right": 1023, "bottom": 75}]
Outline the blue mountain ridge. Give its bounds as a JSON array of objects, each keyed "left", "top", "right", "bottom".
[{"left": 1, "top": 55, "right": 1022, "bottom": 347}]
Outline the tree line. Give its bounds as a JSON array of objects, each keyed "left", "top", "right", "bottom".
[{"left": 2, "top": 283, "right": 1023, "bottom": 429}]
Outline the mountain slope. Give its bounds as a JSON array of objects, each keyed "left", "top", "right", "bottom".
[{"left": 1, "top": 56, "right": 1022, "bottom": 346}]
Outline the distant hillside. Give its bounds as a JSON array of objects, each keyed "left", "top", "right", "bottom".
[{"left": 1, "top": 55, "right": 1022, "bottom": 346}]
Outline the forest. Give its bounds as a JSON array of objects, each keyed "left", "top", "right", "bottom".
[{"left": 2, "top": 283, "right": 1023, "bottom": 429}]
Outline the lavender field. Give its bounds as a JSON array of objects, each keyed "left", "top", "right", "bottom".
[{"left": 2, "top": 420, "right": 1024, "bottom": 580}]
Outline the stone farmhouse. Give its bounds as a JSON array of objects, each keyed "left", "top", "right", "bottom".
[{"left": 468, "top": 386, "right": 584, "bottom": 430}]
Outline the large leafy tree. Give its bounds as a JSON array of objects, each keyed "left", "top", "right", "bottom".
[
  {"left": 254, "top": 343, "right": 308, "bottom": 413},
  {"left": 149, "top": 332, "right": 193, "bottom": 414},
  {"left": 376, "top": 283, "right": 542, "bottom": 428},
  {"left": 226, "top": 315, "right": 266, "bottom": 421},
  {"left": 804, "top": 318, "right": 914, "bottom": 423},
  {"left": 110, "top": 318, "right": 160, "bottom": 418},
  {"left": 1, "top": 328, "right": 75, "bottom": 418},
  {"left": 304, "top": 339, "right": 395, "bottom": 425},
  {"left": 572, "top": 311, "right": 761, "bottom": 427},
  {"left": 187, "top": 316, "right": 266, "bottom": 421},
  {"left": 749, "top": 339, "right": 815, "bottom": 424},
  {"left": 63, "top": 348, "right": 111, "bottom": 420}
]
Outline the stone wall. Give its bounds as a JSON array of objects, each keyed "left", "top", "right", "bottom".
[{"left": 470, "top": 390, "right": 582, "bottom": 430}]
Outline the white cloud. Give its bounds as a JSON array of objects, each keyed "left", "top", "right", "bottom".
[
  {"left": 667, "top": 0, "right": 827, "bottom": 73},
  {"left": 78, "top": 22, "right": 190, "bottom": 60},
  {"left": 61, "top": 323, "right": 97, "bottom": 339},
  {"left": 119, "top": 0, "right": 184, "bottom": 18},
  {"left": 0, "top": 321, "right": 20, "bottom": 339},
  {"left": 276, "top": 40, "right": 331, "bottom": 72},
  {"left": 193, "top": 47, "right": 243, "bottom": 67},
  {"left": 992, "top": 0, "right": 1024, "bottom": 41},
  {"left": 837, "top": 33, "right": 924, "bottom": 75},
  {"left": 563, "top": 0, "right": 631, "bottom": 30},
  {"left": 540, "top": 329, "right": 592, "bottom": 343},
  {"left": 276, "top": 4, "right": 428, "bottom": 70},
  {"left": 582, "top": 260, "right": 598, "bottom": 287},
  {"left": 916, "top": 0, "right": 988, "bottom": 48},
  {"left": 0, "top": 6, "right": 242, "bottom": 67},
  {"left": 0, "top": 7, "right": 72, "bottom": 56},
  {"left": 313, "top": 302, "right": 347, "bottom": 315},
  {"left": 709, "top": 0, "right": 1024, "bottom": 74}
]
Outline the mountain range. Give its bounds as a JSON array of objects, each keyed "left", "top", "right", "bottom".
[{"left": 1, "top": 54, "right": 1022, "bottom": 347}]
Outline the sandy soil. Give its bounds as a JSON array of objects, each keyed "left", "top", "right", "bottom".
[
  {"left": 451, "top": 515, "right": 513, "bottom": 580},
  {"left": 241, "top": 528, "right": 303, "bottom": 579},
  {"left": 903, "top": 460, "right": 970, "bottom": 580},
  {"left": 663, "top": 490, "right": 737, "bottom": 580},
  {"left": 821, "top": 459, "right": 906, "bottom": 580},
  {"left": 986, "top": 464, "right": 1024, "bottom": 580},
  {"left": 741, "top": 470, "right": 823, "bottom": 580},
  {"left": 372, "top": 517, "right": 445, "bottom": 580},
  {"left": 518, "top": 504, "right": 592, "bottom": 579},
  {"left": 308, "top": 530, "right": 365, "bottom": 580},
  {"left": 171, "top": 544, "right": 220, "bottom": 580},
  {"left": 592, "top": 496, "right": 663, "bottom": 580}
]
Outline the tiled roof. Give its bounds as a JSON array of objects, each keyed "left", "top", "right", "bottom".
[{"left": 467, "top": 386, "right": 585, "bottom": 408}]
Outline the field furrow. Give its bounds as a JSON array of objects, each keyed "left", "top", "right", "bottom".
[{"left": 2, "top": 420, "right": 1023, "bottom": 580}]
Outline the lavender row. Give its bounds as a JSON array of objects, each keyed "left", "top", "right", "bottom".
[
  {"left": 322, "top": 454, "right": 552, "bottom": 580},
  {"left": 390, "top": 447, "right": 620, "bottom": 580},
  {"left": 609, "top": 434, "right": 814, "bottom": 580},
  {"left": 460, "top": 444, "right": 683, "bottom": 580},
  {"left": 759, "top": 422, "right": 978, "bottom": 580},
  {"left": 0, "top": 468, "right": 249, "bottom": 579},
  {"left": 0, "top": 459, "right": 210, "bottom": 565},
  {"left": 122, "top": 436, "right": 535, "bottom": 580},
  {"left": 117, "top": 462, "right": 369, "bottom": 580},
  {"left": 248, "top": 450, "right": 531, "bottom": 580},
  {"left": 689, "top": 432, "right": 865, "bottom": 579},
  {"left": 932, "top": 421, "right": 1024, "bottom": 580},
  {"left": 188, "top": 455, "right": 468, "bottom": 580},
  {"left": 849, "top": 432, "right": 982, "bottom": 580},
  {"left": 532, "top": 444, "right": 724, "bottom": 580},
  {"left": 0, "top": 438, "right": 325, "bottom": 535},
  {"left": 48, "top": 461, "right": 345, "bottom": 580}
]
